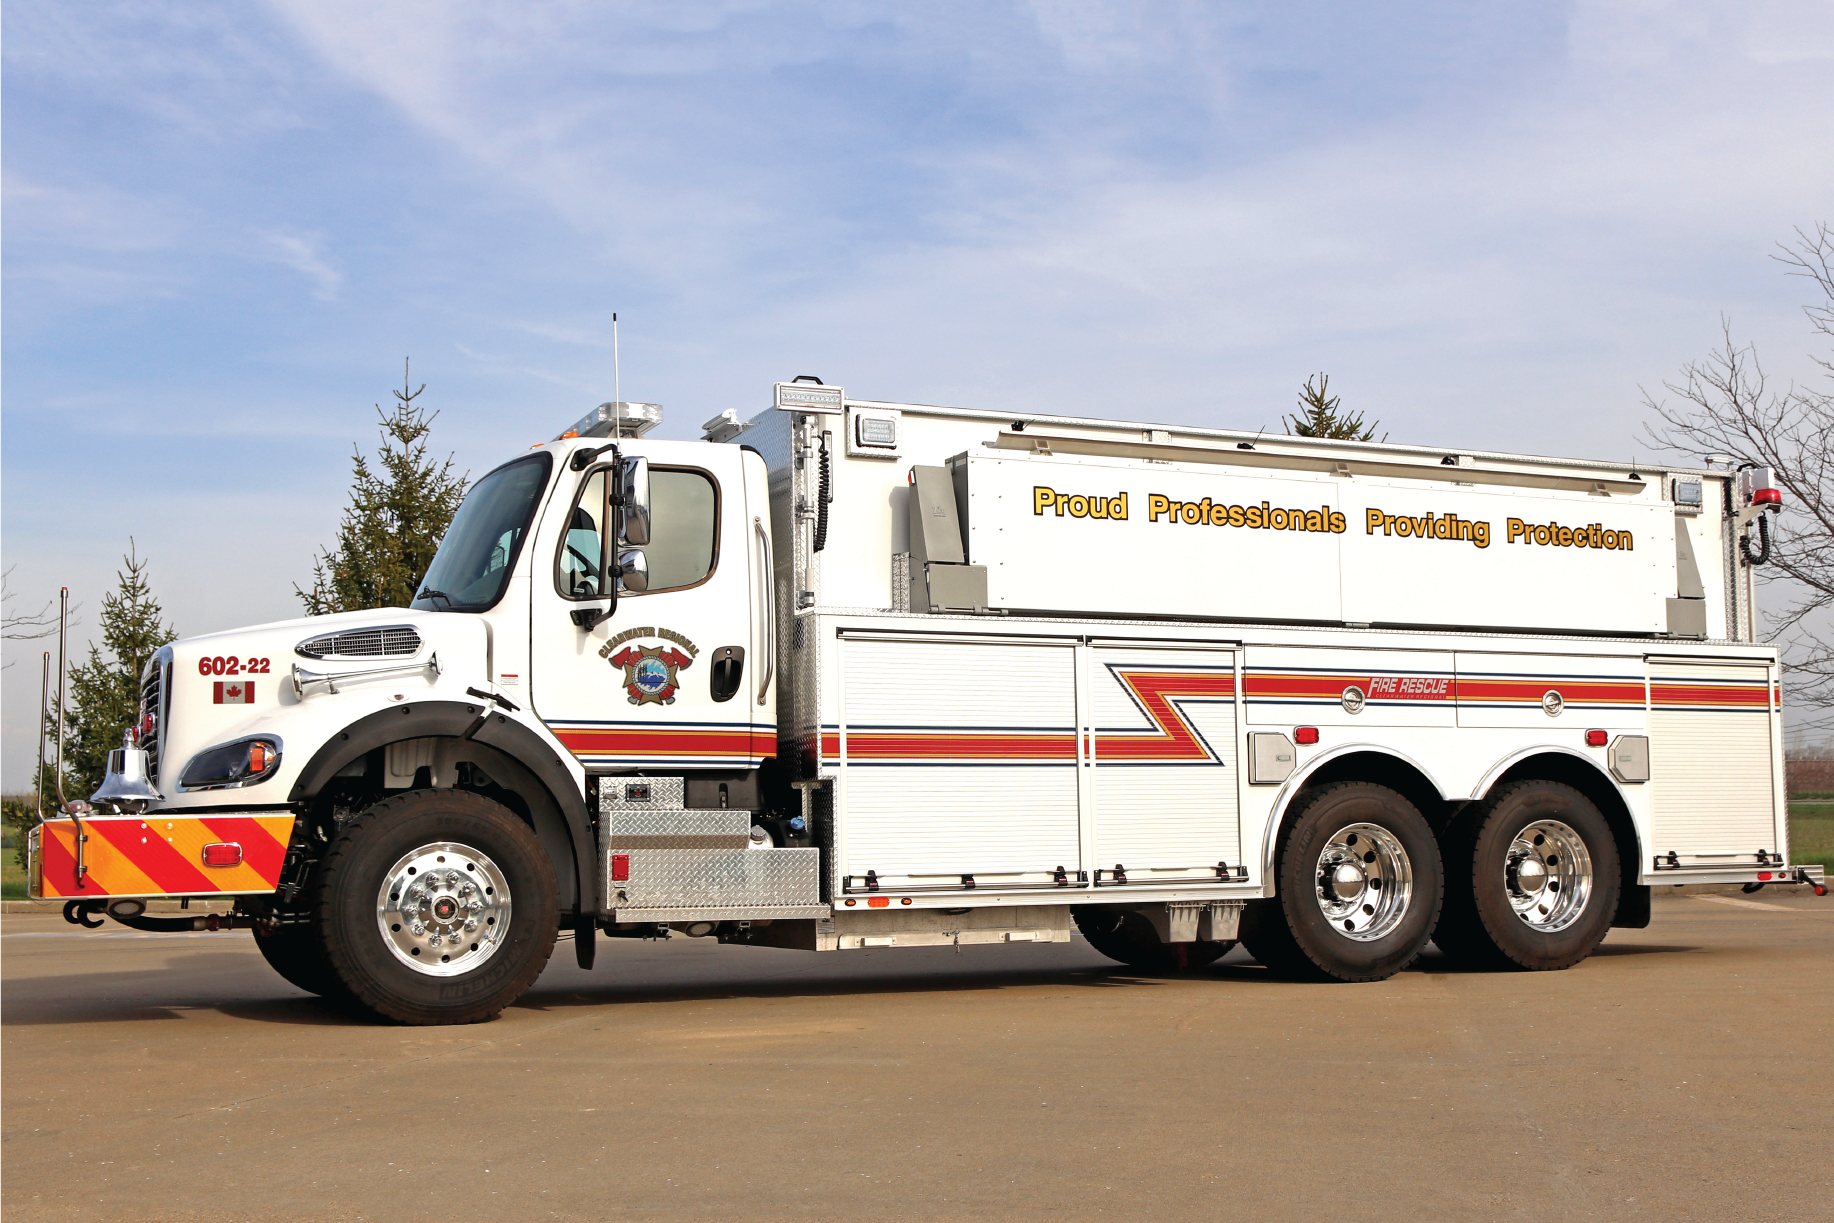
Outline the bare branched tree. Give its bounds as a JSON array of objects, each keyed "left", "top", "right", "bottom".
[
  {"left": 1644, "top": 223, "right": 1834, "bottom": 704},
  {"left": 1, "top": 567, "right": 71, "bottom": 669}
]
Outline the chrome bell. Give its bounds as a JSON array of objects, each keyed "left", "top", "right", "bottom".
[{"left": 90, "top": 729, "right": 162, "bottom": 812}]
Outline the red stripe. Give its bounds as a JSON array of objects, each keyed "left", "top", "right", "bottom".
[
  {"left": 90, "top": 819, "right": 217, "bottom": 894},
  {"left": 1095, "top": 669, "right": 1235, "bottom": 762},
  {"left": 1651, "top": 683, "right": 1770, "bottom": 708},
  {"left": 552, "top": 726, "right": 758, "bottom": 758},
  {"left": 845, "top": 732, "right": 1077, "bottom": 761},
  {"left": 37, "top": 823, "right": 84, "bottom": 895},
  {"left": 198, "top": 816, "right": 289, "bottom": 882},
  {"left": 1456, "top": 679, "right": 1645, "bottom": 705}
]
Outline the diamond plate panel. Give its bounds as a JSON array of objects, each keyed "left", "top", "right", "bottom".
[
  {"left": 605, "top": 810, "right": 751, "bottom": 843},
  {"left": 599, "top": 776, "right": 686, "bottom": 810},
  {"left": 605, "top": 847, "right": 820, "bottom": 910}
]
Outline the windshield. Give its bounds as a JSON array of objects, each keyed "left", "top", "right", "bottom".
[{"left": 412, "top": 453, "right": 552, "bottom": 612}]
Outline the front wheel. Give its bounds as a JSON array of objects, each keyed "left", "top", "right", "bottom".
[
  {"left": 314, "top": 789, "right": 559, "bottom": 1025},
  {"left": 1240, "top": 782, "right": 1443, "bottom": 982}
]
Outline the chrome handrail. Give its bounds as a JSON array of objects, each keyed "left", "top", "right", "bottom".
[{"left": 754, "top": 516, "right": 773, "bottom": 706}]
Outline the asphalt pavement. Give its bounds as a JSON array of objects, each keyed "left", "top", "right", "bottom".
[{"left": 3, "top": 890, "right": 1830, "bottom": 1222}]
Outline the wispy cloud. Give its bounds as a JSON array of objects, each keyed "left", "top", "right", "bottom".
[{"left": 259, "top": 229, "right": 342, "bottom": 299}]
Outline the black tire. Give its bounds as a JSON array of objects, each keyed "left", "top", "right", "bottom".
[
  {"left": 1073, "top": 907, "right": 1233, "bottom": 972},
  {"left": 1239, "top": 782, "right": 1442, "bottom": 982},
  {"left": 315, "top": 789, "right": 559, "bottom": 1025},
  {"left": 1434, "top": 781, "right": 1620, "bottom": 971},
  {"left": 251, "top": 920, "right": 350, "bottom": 1002}
]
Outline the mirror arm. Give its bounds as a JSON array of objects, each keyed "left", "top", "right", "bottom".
[{"left": 571, "top": 442, "right": 620, "bottom": 472}]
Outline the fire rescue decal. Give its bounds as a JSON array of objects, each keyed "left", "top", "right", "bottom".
[
  {"left": 33, "top": 813, "right": 295, "bottom": 898},
  {"left": 825, "top": 668, "right": 1235, "bottom": 765},
  {"left": 597, "top": 626, "right": 700, "bottom": 706},
  {"left": 1245, "top": 670, "right": 1456, "bottom": 706}
]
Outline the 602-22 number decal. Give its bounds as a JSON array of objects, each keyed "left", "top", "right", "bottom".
[{"left": 199, "top": 656, "right": 271, "bottom": 676}]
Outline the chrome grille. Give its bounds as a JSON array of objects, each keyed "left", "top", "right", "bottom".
[
  {"left": 295, "top": 625, "right": 422, "bottom": 660},
  {"left": 139, "top": 661, "right": 168, "bottom": 784}
]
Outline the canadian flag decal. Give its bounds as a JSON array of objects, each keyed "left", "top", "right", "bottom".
[{"left": 214, "top": 681, "right": 254, "bottom": 704}]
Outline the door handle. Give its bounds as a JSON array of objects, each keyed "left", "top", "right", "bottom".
[
  {"left": 709, "top": 646, "right": 745, "bottom": 703},
  {"left": 754, "top": 516, "right": 774, "bottom": 705}
]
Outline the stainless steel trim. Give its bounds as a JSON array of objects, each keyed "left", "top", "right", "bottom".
[{"left": 291, "top": 652, "right": 441, "bottom": 698}]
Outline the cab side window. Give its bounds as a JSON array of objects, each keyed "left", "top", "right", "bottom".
[
  {"left": 557, "top": 470, "right": 608, "bottom": 599},
  {"left": 554, "top": 466, "right": 717, "bottom": 599},
  {"left": 642, "top": 469, "right": 718, "bottom": 592}
]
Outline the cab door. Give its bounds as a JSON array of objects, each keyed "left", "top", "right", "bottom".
[{"left": 529, "top": 443, "right": 768, "bottom": 774}]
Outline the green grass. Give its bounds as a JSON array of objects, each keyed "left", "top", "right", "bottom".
[
  {"left": 1788, "top": 805, "right": 1834, "bottom": 872},
  {"left": 2, "top": 856, "right": 29, "bottom": 900}
]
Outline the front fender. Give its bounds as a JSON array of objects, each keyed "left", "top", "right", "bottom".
[{"left": 290, "top": 700, "right": 595, "bottom": 913}]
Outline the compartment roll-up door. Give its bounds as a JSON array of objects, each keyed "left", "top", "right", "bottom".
[{"left": 1647, "top": 660, "right": 1779, "bottom": 860}]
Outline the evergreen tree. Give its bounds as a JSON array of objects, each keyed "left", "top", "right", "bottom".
[
  {"left": 298, "top": 360, "right": 468, "bottom": 614},
  {"left": 63, "top": 543, "right": 177, "bottom": 801},
  {"left": 1285, "top": 373, "right": 1384, "bottom": 441}
]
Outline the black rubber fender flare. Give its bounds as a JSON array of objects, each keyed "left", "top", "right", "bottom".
[{"left": 288, "top": 701, "right": 594, "bottom": 914}]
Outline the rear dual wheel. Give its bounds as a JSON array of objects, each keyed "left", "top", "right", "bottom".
[
  {"left": 1435, "top": 781, "right": 1619, "bottom": 971},
  {"left": 1240, "top": 782, "right": 1443, "bottom": 982}
]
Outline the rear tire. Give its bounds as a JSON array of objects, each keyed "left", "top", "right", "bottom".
[
  {"left": 1240, "top": 782, "right": 1442, "bottom": 982},
  {"left": 1435, "top": 781, "right": 1619, "bottom": 971},
  {"left": 1074, "top": 907, "right": 1233, "bottom": 972},
  {"left": 315, "top": 789, "right": 559, "bottom": 1025},
  {"left": 251, "top": 919, "right": 349, "bottom": 1002}
]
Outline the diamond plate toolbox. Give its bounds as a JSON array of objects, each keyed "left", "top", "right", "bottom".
[
  {"left": 606, "top": 846, "right": 821, "bottom": 910},
  {"left": 600, "top": 805, "right": 819, "bottom": 910}
]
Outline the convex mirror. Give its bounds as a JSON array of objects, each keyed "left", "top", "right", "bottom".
[{"left": 621, "top": 457, "right": 651, "bottom": 546}]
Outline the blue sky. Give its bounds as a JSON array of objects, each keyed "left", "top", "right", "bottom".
[{"left": 4, "top": 1, "right": 1832, "bottom": 783}]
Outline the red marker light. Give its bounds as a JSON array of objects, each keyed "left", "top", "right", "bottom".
[
  {"left": 1586, "top": 730, "right": 1608, "bottom": 747},
  {"left": 201, "top": 842, "right": 243, "bottom": 868},
  {"left": 610, "top": 853, "right": 630, "bottom": 882},
  {"left": 1758, "top": 871, "right": 1773, "bottom": 881},
  {"left": 1753, "top": 488, "right": 1781, "bottom": 505},
  {"left": 1294, "top": 726, "right": 1320, "bottom": 745}
]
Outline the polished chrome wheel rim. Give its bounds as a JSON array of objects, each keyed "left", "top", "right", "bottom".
[
  {"left": 375, "top": 842, "right": 512, "bottom": 976},
  {"left": 1313, "top": 822, "right": 1414, "bottom": 941},
  {"left": 1506, "top": 819, "right": 1591, "bottom": 933}
]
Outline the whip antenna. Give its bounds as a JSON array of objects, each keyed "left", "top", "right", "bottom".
[{"left": 613, "top": 312, "right": 621, "bottom": 441}]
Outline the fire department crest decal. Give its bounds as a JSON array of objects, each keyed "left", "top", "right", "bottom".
[{"left": 599, "top": 626, "right": 700, "bottom": 706}]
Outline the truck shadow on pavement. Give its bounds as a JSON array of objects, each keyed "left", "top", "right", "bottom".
[{"left": 0, "top": 940, "right": 1703, "bottom": 1029}]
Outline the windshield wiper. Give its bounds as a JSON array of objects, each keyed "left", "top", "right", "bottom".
[{"left": 416, "top": 588, "right": 454, "bottom": 608}]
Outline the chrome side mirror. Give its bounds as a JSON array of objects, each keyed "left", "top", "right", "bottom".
[
  {"left": 620, "top": 457, "right": 651, "bottom": 546},
  {"left": 617, "top": 549, "right": 649, "bottom": 593}
]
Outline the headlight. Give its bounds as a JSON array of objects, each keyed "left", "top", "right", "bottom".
[{"left": 179, "top": 737, "right": 283, "bottom": 791}]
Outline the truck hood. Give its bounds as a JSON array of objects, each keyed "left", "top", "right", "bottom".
[{"left": 145, "top": 608, "right": 493, "bottom": 809}]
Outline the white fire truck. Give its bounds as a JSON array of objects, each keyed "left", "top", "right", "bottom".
[{"left": 33, "top": 382, "right": 1825, "bottom": 1024}]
